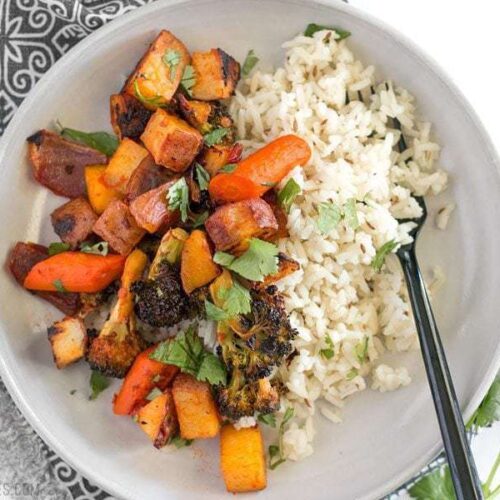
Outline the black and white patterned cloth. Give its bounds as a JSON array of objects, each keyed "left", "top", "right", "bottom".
[{"left": 0, "top": 1, "right": 451, "bottom": 498}]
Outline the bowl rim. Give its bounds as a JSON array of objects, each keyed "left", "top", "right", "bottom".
[{"left": 0, "top": 0, "right": 499, "bottom": 498}]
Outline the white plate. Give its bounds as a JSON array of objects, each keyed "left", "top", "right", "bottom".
[{"left": 0, "top": 1, "right": 499, "bottom": 499}]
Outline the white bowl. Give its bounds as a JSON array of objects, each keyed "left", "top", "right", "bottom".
[{"left": 1, "top": 1, "right": 499, "bottom": 498}]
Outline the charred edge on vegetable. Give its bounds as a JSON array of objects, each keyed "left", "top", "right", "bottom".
[
  {"left": 217, "top": 48, "right": 241, "bottom": 91},
  {"left": 26, "top": 131, "right": 44, "bottom": 146},
  {"left": 53, "top": 215, "right": 76, "bottom": 238}
]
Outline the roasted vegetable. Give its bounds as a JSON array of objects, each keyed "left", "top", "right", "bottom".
[
  {"left": 132, "top": 228, "right": 191, "bottom": 327},
  {"left": 84, "top": 164, "right": 121, "bottom": 215},
  {"left": 172, "top": 373, "right": 220, "bottom": 439},
  {"left": 209, "top": 135, "right": 311, "bottom": 203},
  {"left": 190, "top": 49, "right": 240, "bottom": 101},
  {"left": 110, "top": 93, "right": 151, "bottom": 140},
  {"left": 129, "top": 180, "right": 179, "bottom": 233},
  {"left": 87, "top": 249, "right": 148, "bottom": 377},
  {"left": 137, "top": 389, "right": 179, "bottom": 448},
  {"left": 263, "top": 190, "right": 289, "bottom": 239},
  {"left": 220, "top": 424, "right": 267, "bottom": 493},
  {"left": 8, "top": 242, "right": 81, "bottom": 315},
  {"left": 124, "top": 155, "right": 173, "bottom": 202},
  {"left": 50, "top": 197, "right": 98, "bottom": 248},
  {"left": 102, "top": 138, "right": 149, "bottom": 193},
  {"left": 255, "top": 253, "right": 300, "bottom": 288},
  {"left": 123, "top": 30, "right": 190, "bottom": 109},
  {"left": 180, "top": 229, "right": 220, "bottom": 294},
  {"left": 140, "top": 109, "right": 203, "bottom": 172},
  {"left": 198, "top": 145, "right": 235, "bottom": 177},
  {"left": 113, "top": 345, "right": 179, "bottom": 415},
  {"left": 23, "top": 251, "right": 126, "bottom": 293},
  {"left": 205, "top": 198, "right": 278, "bottom": 254},
  {"left": 92, "top": 200, "right": 146, "bottom": 255},
  {"left": 27, "top": 129, "right": 106, "bottom": 198},
  {"left": 47, "top": 316, "right": 87, "bottom": 369}
]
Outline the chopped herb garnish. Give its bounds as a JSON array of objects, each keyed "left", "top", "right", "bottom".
[
  {"left": 220, "top": 163, "right": 237, "bottom": 173},
  {"left": 151, "top": 324, "right": 227, "bottom": 386},
  {"left": 317, "top": 202, "right": 342, "bottom": 234},
  {"left": 205, "top": 280, "right": 252, "bottom": 320},
  {"left": 466, "top": 375, "right": 499, "bottom": 431},
  {"left": 53, "top": 279, "right": 67, "bottom": 293},
  {"left": 204, "top": 300, "right": 230, "bottom": 321},
  {"left": 180, "top": 65, "right": 196, "bottom": 96},
  {"left": 48, "top": 242, "right": 70, "bottom": 256},
  {"left": 133, "top": 80, "right": 164, "bottom": 107},
  {"left": 214, "top": 238, "right": 279, "bottom": 282},
  {"left": 195, "top": 162, "right": 210, "bottom": 191},
  {"left": 343, "top": 198, "right": 359, "bottom": 229},
  {"left": 80, "top": 241, "right": 109, "bottom": 256},
  {"left": 167, "top": 177, "right": 189, "bottom": 222},
  {"left": 304, "top": 23, "right": 351, "bottom": 40},
  {"left": 355, "top": 337, "right": 369, "bottom": 363},
  {"left": 89, "top": 370, "right": 110, "bottom": 400},
  {"left": 277, "top": 178, "right": 301, "bottom": 213},
  {"left": 320, "top": 335, "right": 334, "bottom": 360},
  {"left": 170, "top": 436, "right": 194, "bottom": 448},
  {"left": 371, "top": 240, "right": 398, "bottom": 272},
  {"left": 203, "top": 127, "right": 229, "bottom": 147},
  {"left": 258, "top": 413, "right": 277, "bottom": 428},
  {"left": 241, "top": 49, "right": 259, "bottom": 77},
  {"left": 146, "top": 387, "right": 163, "bottom": 401},
  {"left": 58, "top": 124, "right": 119, "bottom": 157},
  {"left": 269, "top": 407, "right": 295, "bottom": 470},
  {"left": 190, "top": 211, "right": 209, "bottom": 229},
  {"left": 261, "top": 181, "right": 277, "bottom": 188},
  {"left": 346, "top": 368, "right": 358, "bottom": 381},
  {"left": 162, "top": 49, "right": 181, "bottom": 80}
]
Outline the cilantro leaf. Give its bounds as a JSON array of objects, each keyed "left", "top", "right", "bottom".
[
  {"left": 220, "top": 163, "right": 237, "bottom": 173},
  {"left": 317, "top": 202, "right": 342, "bottom": 234},
  {"left": 343, "top": 198, "right": 359, "bottom": 229},
  {"left": 346, "top": 368, "right": 358, "bottom": 381},
  {"left": 133, "top": 80, "right": 164, "bottom": 107},
  {"left": 48, "top": 242, "right": 70, "bottom": 256},
  {"left": 170, "top": 436, "right": 193, "bottom": 448},
  {"left": 190, "top": 211, "right": 209, "bottom": 229},
  {"left": 304, "top": 23, "right": 351, "bottom": 40},
  {"left": 241, "top": 49, "right": 259, "bottom": 77},
  {"left": 162, "top": 49, "right": 181, "bottom": 80},
  {"left": 167, "top": 177, "right": 189, "bottom": 222},
  {"left": 146, "top": 387, "right": 163, "bottom": 401},
  {"left": 355, "top": 337, "right": 369, "bottom": 363},
  {"left": 277, "top": 178, "right": 301, "bottom": 213},
  {"left": 150, "top": 324, "right": 227, "bottom": 386},
  {"left": 258, "top": 413, "right": 277, "bottom": 427},
  {"left": 371, "top": 240, "right": 398, "bottom": 272},
  {"left": 205, "top": 300, "right": 230, "bottom": 321},
  {"left": 320, "top": 335, "right": 334, "bottom": 360},
  {"left": 218, "top": 281, "right": 252, "bottom": 316},
  {"left": 59, "top": 126, "right": 119, "bottom": 157},
  {"left": 269, "top": 407, "right": 295, "bottom": 470},
  {"left": 80, "top": 241, "right": 109, "bottom": 256},
  {"left": 219, "top": 238, "right": 279, "bottom": 281},
  {"left": 180, "top": 65, "right": 196, "bottom": 96},
  {"left": 89, "top": 371, "right": 110, "bottom": 400},
  {"left": 408, "top": 466, "right": 455, "bottom": 500},
  {"left": 204, "top": 127, "right": 229, "bottom": 147},
  {"left": 195, "top": 162, "right": 210, "bottom": 191},
  {"left": 213, "top": 251, "right": 236, "bottom": 267},
  {"left": 53, "top": 279, "right": 67, "bottom": 293},
  {"left": 467, "top": 376, "right": 500, "bottom": 430}
]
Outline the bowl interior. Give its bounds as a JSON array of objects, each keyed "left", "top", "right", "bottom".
[{"left": 1, "top": 1, "right": 499, "bottom": 499}]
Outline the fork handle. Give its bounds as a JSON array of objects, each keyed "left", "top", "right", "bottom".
[{"left": 398, "top": 248, "right": 483, "bottom": 500}]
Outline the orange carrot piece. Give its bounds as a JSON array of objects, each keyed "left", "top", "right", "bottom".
[
  {"left": 208, "top": 135, "right": 311, "bottom": 203},
  {"left": 113, "top": 346, "right": 179, "bottom": 416},
  {"left": 23, "top": 252, "right": 126, "bottom": 293}
]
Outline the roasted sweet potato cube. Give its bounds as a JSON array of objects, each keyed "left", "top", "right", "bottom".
[
  {"left": 47, "top": 317, "right": 87, "bottom": 369},
  {"left": 220, "top": 425, "right": 267, "bottom": 493},
  {"left": 110, "top": 93, "right": 152, "bottom": 141},
  {"left": 124, "top": 155, "right": 173, "bottom": 202},
  {"left": 205, "top": 198, "right": 278, "bottom": 254},
  {"left": 27, "top": 130, "right": 106, "bottom": 198},
  {"left": 199, "top": 144, "right": 233, "bottom": 177},
  {"left": 263, "top": 190, "right": 289, "bottom": 240},
  {"left": 191, "top": 49, "right": 240, "bottom": 101},
  {"left": 92, "top": 200, "right": 145, "bottom": 255},
  {"left": 50, "top": 197, "right": 98, "bottom": 248},
  {"left": 85, "top": 164, "right": 121, "bottom": 215},
  {"left": 172, "top": 373, "right": 220, "bottom": 439},
  {"left": 123, "top": 30, "right": 190, "bottom": 109},
  {"left": 102, "top": 138, "right": 149, "bottom": 193},
  {"left": 137, "top": 389, "right": 178, "bottom": 448},
  {"left": 177, "top": 94, "right": 213, "bottom": 132},
  {"left": 180, "top": 230, "right": 220, "bottom": 294},
  {"left": 8, "top": 242, "right": 81, "bottom": 315},
  {"left": 141, "top": 109, "right": 203, "bottom": 172},
  {"left": 129, "top": 180, "right": 179, "bottom": 233},
  {"left": 256, "top": 253, "right": 300, "bottom": 288}
]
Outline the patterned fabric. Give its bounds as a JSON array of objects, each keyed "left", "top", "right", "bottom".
[{"left": 0, "top": 0, "right": 449, "bottom": 498}]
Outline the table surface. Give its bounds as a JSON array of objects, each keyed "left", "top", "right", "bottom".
[{"left": 0, "top": 0, "right": 498, "bottom": 498}]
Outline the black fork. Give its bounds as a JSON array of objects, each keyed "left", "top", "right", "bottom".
[{"left": 397, "top": 196, "right": 483, "bottom": 500}]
